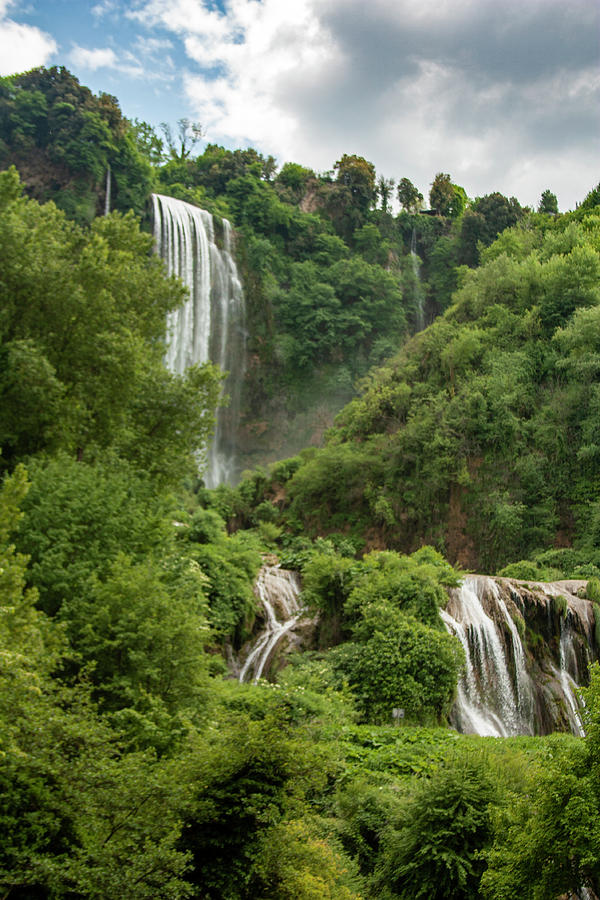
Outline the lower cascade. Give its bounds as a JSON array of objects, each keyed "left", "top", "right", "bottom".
[
  {"left": 238, "top": 565, "right": 305, "bottom": 684},
  {"left": 237, "top": 568, "right": 597, "bottom": 738},
  {"left": 152, "top": 193, "right": 246, "bottom": 488},
  {"left": 442, "top": 575, "right": 597, "bottom": 737}
]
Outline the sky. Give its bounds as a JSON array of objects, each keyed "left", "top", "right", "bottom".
[{"left": 0, "top": 0, "right": 598, "bottom": 211}]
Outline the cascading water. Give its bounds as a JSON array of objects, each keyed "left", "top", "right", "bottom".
[
  {"left": 410, "top": 226, "right": 425, "bottom": 332},
  {"left": 442, "top": 576, "right": 596, "bottom": 736},
  {"left": 152, "top": 193, "right": 246, "bottom": 488},
  {"left": 239, "top": 565, "right": 304, "bottom": 684}
]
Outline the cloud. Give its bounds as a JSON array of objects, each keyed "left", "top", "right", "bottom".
[
  {"left": 69, "top": 38, "right": 176, "bottom": 82},
  {"left": 91, "top": 0, "right": 119, "bottom": 19},
  {"left": 69, "top": 44, "right": 144, "bottom": 77},
  {"left": 129, "top": 0, "right": 599, "bottom": 209},
  {"left": 0, "top": 6, "right": 57, "bottom": 76}
]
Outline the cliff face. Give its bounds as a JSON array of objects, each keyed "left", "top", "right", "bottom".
[{"left": 443, "top": 576, "right": 597, "bottom": 736}]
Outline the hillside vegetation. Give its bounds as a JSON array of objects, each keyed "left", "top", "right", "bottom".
[
  {"left": 1, "top": 66, "right": 600, "bottom": 898},
  {"left": 225, "top": 204, "right": 600, "bottom": 574}
]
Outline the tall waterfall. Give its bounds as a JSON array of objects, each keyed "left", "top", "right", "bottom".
[
  {"left": 152, "top": 193, "right": 246, "bottom": 488},
  {"left": 442, "top": 576, "right": 595, "bottom": 736},
  {"left": 410, "top": 226, "right": 425, "bottom": 332}
]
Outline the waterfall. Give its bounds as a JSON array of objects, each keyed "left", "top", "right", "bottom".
[
  {"left": 410, "top": 226, "right": 424, "bottom": 331},
  {"left": 152, "top": 193, "right": 246, "bottom": 487},
  {"left": 442, "top": 576, "right": 595, "bottom": 737},
  {"left": 104, "top": 165, "right": 111, "bottom": 216},
  {"left": 239, "top": 566, "right": 304, "bottom": 683}
]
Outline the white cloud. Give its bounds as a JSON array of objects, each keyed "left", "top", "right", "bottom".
[
  {"left": 69, "top": 39, "right": 177, "bottom": 83},
  {"left": 91, "top": 0, "right": 119, "bottom": 19},
  {"left": 70, "top": 45, "right": 120, "bottom": 70},
  {"left": 128, "top": 0, "right": 599, "bottom": 210},
  {"left": 0, "top": 9, "right": 57, "bottom": 76},
  {"left": 69, "top": 44, "right": 147, "bottom": 78}
]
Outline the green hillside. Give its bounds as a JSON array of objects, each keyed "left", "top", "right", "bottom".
[{"left": 1, "top": 67, "right": 600, "bottom": 899}]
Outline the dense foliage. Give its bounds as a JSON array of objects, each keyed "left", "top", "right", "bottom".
[
  {"left": 2, "top": 65, "right": 600, "bottom": 899},
  {"left": 233, "top": 205, "right": 600, "bottom": 572},
  {"left": 0, "top": 66, "right": 154, "bottom": 223}
]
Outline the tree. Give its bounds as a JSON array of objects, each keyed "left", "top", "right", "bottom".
[
  {"left": 0, "top": 168, "right": 221, "bottom": 479},
  {"left": 397, "top": 176, "right": 423, "bottom": 213},
  {"left": 429, "top": 172, "right": 467, "bottom": 218},
  {"left": 538, "top": 188, "right": 558, "bottom": 214},
  {"left": 161, "top": 117, "right": 204, "bottom": 162},
  {"left": 458, "top": 193, "right": 524, "bottom": 266},
  {"left": 334, "top": 154, "right": 376, "bottom": 215},
  {"left": 378, "top": 753, "right": 496, "bottom": 899},
  {"left": 377, "top": 175, "right": 395, "bottom": 213},
  {"left": 0, "top": 66, "right": 154, "bottom": 222},
  {"left": 330, "top": 605, "right": 463, "bottom": 724},
  {"left": 0, "top": 466, "right": 192, "bottom": 899},
  {"left": 580, "top": 182, "right": 600, "bottom": 210}
]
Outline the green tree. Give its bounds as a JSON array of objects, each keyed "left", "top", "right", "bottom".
[
  {"left": 330, "top": 605, "right": 463, "bottom": 724},
  {"left": 538, "top": 188, "right": 559, "bottom": 214},
  {"left": 377, "top": 175, "right": 395, "bottom": 213},
  {"left": 0, "top": 67, "right": 154, "bottom": 222},
  {"left": 334, "top": 154, "right": 376, "bottom": 215},
  {"left": 0, "top": 467, "right": 192, "bottom": 899},
  {"left": 377, "top": 753, "right": 496, "bottom": 899},
  {"left": 397, "top": 176, "right": 423, "bottom": 213},
  {"left": 0, "top": 168, "right": 221, "bottom": 478},
  {"left": 430, "top": 172, "right": 466, "bottom": 218}
]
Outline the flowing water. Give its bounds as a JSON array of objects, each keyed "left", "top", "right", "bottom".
[
  {"left": 410, "top": 226, "right": 425, "bottom": 331},
  {"left": 239, "top": 566, "right": 303, "bottom": 684},
  {"left": 152, "top": 193, "right": 246, "bottom": 487},
  {"left": 443, "top": 576, "right": 593, "bottom": 736}
]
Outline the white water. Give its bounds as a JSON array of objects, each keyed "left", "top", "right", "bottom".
[
  {"left": 152, "top": 193, "right": 246, "bottom": 487},
  {"left": 442, "top": 576, "right": 592, "bottom": 737},
  {"left": 410, "top": 226, "right": 425, "bottom": 332},
  {"left": 442, "top": 577, "right": 527, "bottom": 736},
  {"left": 558, "top": 621, "right": 585, "bottom": 736},
  {"left": 239, "top": 566, "right": 303, "bottom": 684}
]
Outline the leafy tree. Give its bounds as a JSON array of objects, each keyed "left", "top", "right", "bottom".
[
  {"left": 63, "top": 553, "right": 211, "bottom": 748},
  {"left": 334, "top": 154, "right": 376, "bottom": 215},
  {"left": 397, "top": 176, "right": 423, "bottom": 213},
  {"left": 580, "top": 181, "right": 600, "bottom": 210},
  {"left": 458, "top": 193, "right": 523, "bottom": 266},
  {"left": 177, "top": 712, "right": 334, "bottom": 900},
  {"left": 330, "top": 606, "right": 463, "bottom": 724},
  {"left": 377, "top": 175, "right": 395, "bottom": 213},
  {"left": 161, "top": 117, "right": 204, "bottom": 162},
  {"left": 481, "top": 671, "right": 600, "bottom": 900},
  {"left": 538, "top": 188, "right": 559, "bottom": 214},
  {"left": 377, "top": 753, "right": 496, "bottom": 899},
  {"left": 429, "top": 172, "right": 466, "bottom": 218},
  {"left": 131, "top": 117, "right": 165, "bottom": 165},
  {"left": 16, "top": 453, "right": 173, "bottom": 617},
  {"left": 0, "top": 168, "right": 221, "bottom": 478},
  {"left": 0, "top": 67, "right": 154, "bottom": 222},
  {"left": 0, "top": 467, "right": 192, "bottom": 899}
]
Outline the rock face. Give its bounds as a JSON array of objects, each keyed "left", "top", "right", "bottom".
[{"left": 442, "top": 575, "right": 597, "bottom": 736}]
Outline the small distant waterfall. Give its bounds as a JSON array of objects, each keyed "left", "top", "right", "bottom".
[
  {"left": 239, "top": 566, "right": 304, "bottom": 683},
  {"left": 442, "top": 576, "right": 595, "bottom": 736},
  {"left": 410, "top": 226, "right": 425, "bottom": 332},
  {"left": 152, "top": 193, "right": 246, "bottom": 487}
]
